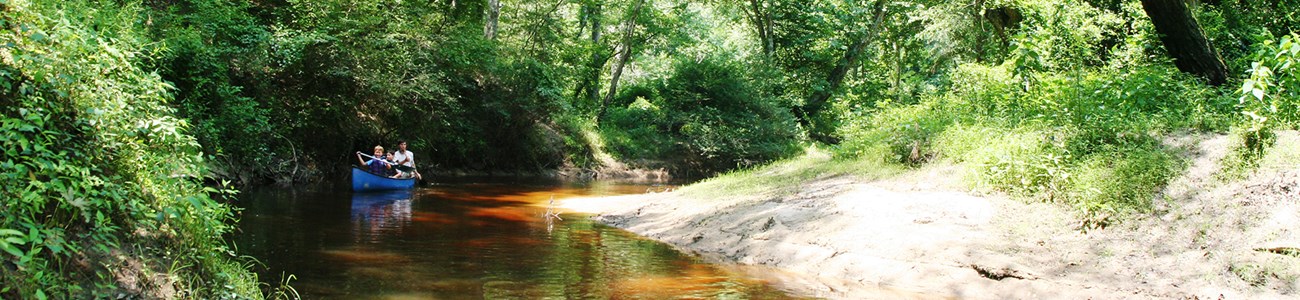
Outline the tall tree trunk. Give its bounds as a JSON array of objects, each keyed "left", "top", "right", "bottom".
[
  {"left": 742, "top": 0, "right": 775, "bottom": 57},
  {"left": 485, "top": 0, "right": 502, "bottom": 40},
  {"left": 972, "top": 0, "right": 985, "bottom": 62},
  {"left": 572, "top": 2, "right": 607, "bottom": 109},
  {"left": 586, "top": 3, "right": 604, "bottom": 106},
  {"left": 1141, "top": 0, "right": 1228, "bottom": 86},
  {"left": 985, "top": 7, "right": 1020, "bottom": 53},
  {"left": 801, "top": 0, "right": 886, "bottom": 123},
  {"left": 893, "top": 40, "right": 904, "bottom": 98},
  {"left": 599, "top": 0, "right": 646, "bottom": 120}
]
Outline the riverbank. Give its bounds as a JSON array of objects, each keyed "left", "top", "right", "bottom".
[{"left": 561, "top": 133, "right": 1300, "bottom": 299}]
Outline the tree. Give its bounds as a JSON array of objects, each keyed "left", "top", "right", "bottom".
[
  {"left": 575, "top": 0, "right": 610, "bottom": 110},
  {"left": 800, "top": 0, "right": 887, "bottom": 127},
  {"left": 1141, "top": 0, "right": 1229, "bottom": 85},
  {"left": 600, "top": 0, "right": 648, "bottom": 120},
  {"left": 485, "top": 0, "right": 502, "bottom": 39},
  {"left": 739, "top": 0, "right": 776, "bottom": 57}
]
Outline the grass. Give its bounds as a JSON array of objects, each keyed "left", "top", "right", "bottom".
[
  {"left": 1257, "top": 131, "right": 1300, "bottom": 173},
  {"left": 827, "top": 63, "right": 1234, "bottom": 229},
  {"left": 677, "top": 146, "right": 904, "bottom": 201}
]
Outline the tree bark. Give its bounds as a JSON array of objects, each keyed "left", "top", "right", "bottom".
[
  {"left": 972, "top": 0, "right": 985, "bottom": 62},
  {"left": 1140, "top": 0, "right": 1229, "bottom": 86},
  {"left": 600, "top": 0, "right": 646, "bottom": 120},
  {"left": 573, "top": 2, "right": 607, "bottom": 109},
  {"left": 742, "top": 0, "right": 775, "bottom": 57},
  {"left": 801, "top": 0, "right": 886, "bottom": 122},
  {"left": 985, "top": 7, "right": 1020, "bottom": 53},
  {"left": 485, "top": 0, "right": 502, "bottom": 40},
  {"left": 585, "top": 3, "right": 605, "bottom": 106}
]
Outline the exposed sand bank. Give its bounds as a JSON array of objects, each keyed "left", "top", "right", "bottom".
[{"left": 562, "top": 133, "right": 1300, "bottom": 299}]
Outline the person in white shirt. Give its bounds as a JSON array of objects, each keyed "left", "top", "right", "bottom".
[{"left": 392, "top": 140, "right": 421, "bottom": 180}]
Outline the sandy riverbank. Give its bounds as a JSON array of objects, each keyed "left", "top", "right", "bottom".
[{"left": 562, "top": 133, "right": 1300, "bottom": 299}]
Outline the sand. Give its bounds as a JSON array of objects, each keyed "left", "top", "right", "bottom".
[{"left": 561, "top": 133, "right": 1300, "bottom": 299}]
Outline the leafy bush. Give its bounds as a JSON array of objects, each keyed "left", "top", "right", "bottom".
[
  {"left": 1224, "top": 32, "right": 1300, "bottom": 177},
  {"left": 937, "top": 123, "right": 1072, "bottom": 199},
  {"left": 1007, "top": 1, "right": 1126, "bottom": 72},
  {"left": 1070, "top": 144, "right": 1180, "bottom": 228},
  {"left": 148, "top": 0, "right": 278, "bottom": 183},
  {"left": 601, "top": 56, "right": 801, "bottom": 174},
  {"left": 1, "top": 1, "right": 260, "bottom": 298},
  {"left": 1240, "top": 32, "right": 1300, "bottom": 131},
  {"left": 837, "top": 61, "right": 1219, "bottom": 227},
  {"left": 837, "top": 100, "right": 957, "bottom": 166}
]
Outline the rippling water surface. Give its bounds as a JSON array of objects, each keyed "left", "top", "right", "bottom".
[{"left": 235, "top": 179, "right": 803, "bottom": 299}]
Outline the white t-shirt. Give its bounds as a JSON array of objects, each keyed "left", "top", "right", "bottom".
[{"left": 393, "top": 150, "right": 414, "bottom": 168}]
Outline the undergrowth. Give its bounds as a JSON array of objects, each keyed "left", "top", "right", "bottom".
[
  {"left": 1223, "top": 32, "right": 1300, "bottom": 179},
  {"left": 837, "top": 63, "right": 1231, "bottom": 230},
  {"left": 1, "top": 1, "right": 266, "bottom": 298}
]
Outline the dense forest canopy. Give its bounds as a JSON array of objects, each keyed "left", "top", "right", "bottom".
[
  {"left": 135, "top": 0, "right": 1299, "bottom": 182},
  {"left": 3, "top": 0, "right": 1299, "bottom": 297}
]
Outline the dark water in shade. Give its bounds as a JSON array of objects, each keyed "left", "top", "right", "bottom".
[{"left": 234, "top": 179, "right": 806, "bottom": 299}]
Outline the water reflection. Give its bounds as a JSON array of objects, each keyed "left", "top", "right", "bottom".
[
  {"left": 236, "top": 181, "right": 803, "bottom": 299},
  {"left": 350, "top": 191, "right": 413, "bottom": 244}
]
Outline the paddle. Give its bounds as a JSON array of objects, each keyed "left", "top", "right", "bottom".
[{"left": 356, "top": 152, "right": 417, "bottom": 172}]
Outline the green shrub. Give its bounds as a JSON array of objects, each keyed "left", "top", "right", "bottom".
[
  {"left": 1225, "top": 32, "right": 1300, "bottom": 177},
  {"left": 1, "top": 1, "right": 260, "bottom": 298},
  {"left": 837, "top": 99, "right": 957, "bottom": 166},
  {"left": 602, "top": 98, "right": 674, "bottom": 161},
  {"left": 1240, "top": 33, "right": 1300, "bottom": 130},
  {"left": 838, "top": 60, "right": 1211, "bottom": 227},
  {"left": 970, "top": 125, "right": 1073, "bottom": 200},
  {"left": 1070, "top": 144, "right": 1181, "bottom": 229},
  {"left": 147, "top": 0, "right": 281, "bottom": 183},
  {"left": 600, "top": 56, "right": 800, "bottom": 174}
]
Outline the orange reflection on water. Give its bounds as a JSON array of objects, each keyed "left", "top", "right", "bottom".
[
  {"left": 320, "top": 248, "right": 411, "bottom": 264},
  {"left": 409, "top": 210, "right": 454, "bottom": 224},
  {"left": 609, "top": 264, "right": 759, "bottom": 299},
  {"left": 241, "top": 180, "right": 805, "bottom": 299},
  {"left": 464, "top": 205, "right": 536, "bottom": 223},
  {"left": 424, "top": 183, "right": 651, "bottom": 207}
]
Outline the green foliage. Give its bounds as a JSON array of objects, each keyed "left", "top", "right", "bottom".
[
  {"left": 147, "top": 0, "right": 279, "bottom": 183},
  {"left": 1240, "top": 33, "right": 1300, "bottom": 130},
  {"left": 1008, "top": 1, "right": 1126, "bottom": 72},
  {"left": 837, "top": 100, "right": 955, "bottom": 166},
  {"left": 602, "top": 56, "right": 800, "bottom": 174},
  {"left": 1225, "top": 32, "right": 1300, "bottom": 178},
  {"left": 1198, "top": 0, "right": 1300, "bottom": 70},
  {"left": 838, "top": 59, "right": 1228, "bottom": 227},
  {"left": 1, "top": 0, "right": 260, "bottom": 298},
  {"left": 942, "top": 124, "right": 1073, "bottom": 199},
  {"left": 1069, "top": 144, "right": 1180, "bottom": 228}
]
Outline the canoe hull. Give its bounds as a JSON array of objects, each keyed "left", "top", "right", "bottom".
[{"left": 352, "top": 167, "right": 416, "bottom": 192}]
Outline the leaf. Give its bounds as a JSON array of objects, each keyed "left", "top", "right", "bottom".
[
  {"left": 1252, "top": 88, "right": 1265, "bottom": 100},
  {"left": 187, "top": 196, "right": 205, "bottom": 209},
  {"left": 0, "top": 242, "right": 22, "bottom": 257}
]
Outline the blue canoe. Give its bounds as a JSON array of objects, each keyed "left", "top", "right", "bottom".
[{"left": 351, "top": 167, "right": 416, "bottom": 192}]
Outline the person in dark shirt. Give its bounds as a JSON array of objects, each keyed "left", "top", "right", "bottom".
[{"left": 355, "top": 145, "right": 391, "bottom": 175}]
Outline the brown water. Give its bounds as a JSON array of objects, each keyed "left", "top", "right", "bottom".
[{"left": 235, "top": 179, "right": 804, "bottom": 299}]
